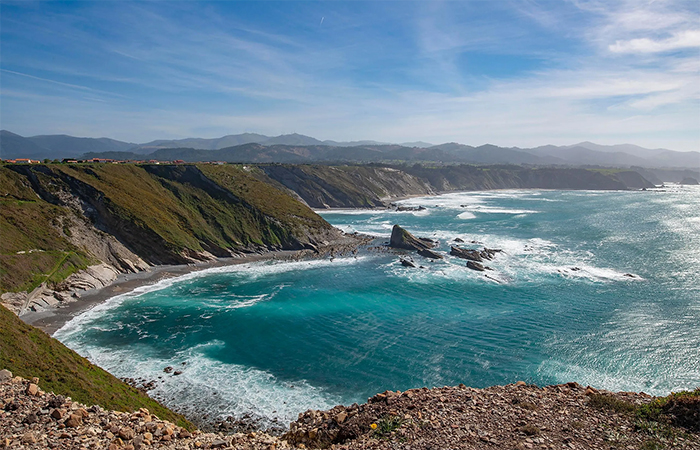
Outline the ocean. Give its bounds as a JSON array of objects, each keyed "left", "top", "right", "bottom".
[{"left": 54, "top": 187, "right": 700, "bottom": 429}]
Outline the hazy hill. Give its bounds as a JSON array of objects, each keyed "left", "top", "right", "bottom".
[
  {"left": 138, "top": 133, "right": 269, "bottom": 152},
  {"left": 3, "top": 130, "right": 697, "bottom": 169},
  {"left": 0, "top": 130, "right": 49, "bottom": 159},
  {"left": 0, "top": 131, "right": 136, "bottom": 160},
  {"left": 28, "top": 134, "right": 135, "bottom": 156}
]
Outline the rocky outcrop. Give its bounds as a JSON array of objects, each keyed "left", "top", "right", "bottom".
[
  {"left": 259, "top": 164, "right": 656, "bottom": 209},
  {"left": 2, "top": 164, "right": 353, "bottom": 307},
  {"left": 681, "top": 177, "right": 699, "bottom": 185},
  {"left": 450, "top": 246, "right": 501, "bottom": 262},
  {"left": 284, "top": 383, "right": 700, "bottom": 450},
  {"left": 0, "top": 372, "right": 289, "bottom": 450},
  {"left": 389, "top": 225, "right": 438, "bottom": 252},
  {"left": 613, "top": 171, "right": 656, "bottom": 189},
  {"left": 258, "top": 165, "right": 434, "bottom": 208},
  {"left": 466, "top": 261, "right": 488, "bottom": 271}
]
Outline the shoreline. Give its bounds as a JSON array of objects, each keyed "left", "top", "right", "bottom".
[{"left": 20, "top": 249, "right": 307, "bottom": 336}]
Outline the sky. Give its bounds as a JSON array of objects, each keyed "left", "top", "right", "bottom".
[{"left": 0, "top": 0, "right": 699, "bottom": 151}]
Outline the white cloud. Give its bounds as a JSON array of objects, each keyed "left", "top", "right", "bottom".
[{"left": 609, "top": 29, "right": 700, "bottom": 53}]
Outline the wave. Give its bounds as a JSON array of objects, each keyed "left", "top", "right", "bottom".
[{"left": 61, "top": 340, "right": 341, "bottom": 430}]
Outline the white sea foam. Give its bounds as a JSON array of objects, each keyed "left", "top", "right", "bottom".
[
  {"left": 62, "top": 340, "right": 341, "bottom": 429},
  {"left": 457, "top": 211, "right": 476, "bottom": 220}
]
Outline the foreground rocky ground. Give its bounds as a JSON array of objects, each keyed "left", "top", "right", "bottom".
[
  {"left": 0, "top": 371, "right": 288, "bottom": 450},
  {"left": 2, "top": 370, "right": 698, "bottom": 450}
]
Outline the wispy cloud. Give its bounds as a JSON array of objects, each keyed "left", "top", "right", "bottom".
[
  {"left": 609, "top": 29, "right": 700, "bottom": 53},
  {"left": 0, "top": 0, "right": 698, "bottom": 150}
]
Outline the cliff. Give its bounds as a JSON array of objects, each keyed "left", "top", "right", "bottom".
[
  {"left": 0, "top": 163, "right": 342, "bottom": 312},
  {"left": 258, "top": 164, "right": 655, "bottom": 208},
  {"left": 257, "top": 164, "right": 434, "bottom": 208}
]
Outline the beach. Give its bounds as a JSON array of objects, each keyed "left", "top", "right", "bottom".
[{"left": 19, "top": 250, "right": 306, "bottom": 335}]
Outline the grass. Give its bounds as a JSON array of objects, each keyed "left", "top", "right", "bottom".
[
  {"left": 1, "top": 163, "right": 337, "bottom": 290},
  {"left": 371, "top": 415, "right": 404, "bottom": 437},
  {"left": 588, "top": 391, "right": 700, "bottom": 447},
  {"left": 0, "top": 304, "right": 193, "bottom": 429},
  {"left": 0, "top": 193, "right": 91, "bottom": 292},
  {"left": 588, "top": 393, "right": 637, "bottom": 414}
]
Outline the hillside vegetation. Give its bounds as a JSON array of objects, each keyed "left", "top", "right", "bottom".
[
  {"left": 1, "top": 163, "right": 338, "bottom": 294},
  {"left": 0, "top": 304, "right": 192, "bottom": 428},
  {"left": 0, "top": 166, "right": 93, "bottom": 293}
]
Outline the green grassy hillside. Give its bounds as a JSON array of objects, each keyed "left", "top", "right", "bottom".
[
  {"left": 0, "top": 166, "right": 92, "bottom": 293},
  {"left": 2, "top": 163, "right": 336, "bottom": 275},
  {"left": 0, "top": 304, "right": 192, "bottom": 428}
]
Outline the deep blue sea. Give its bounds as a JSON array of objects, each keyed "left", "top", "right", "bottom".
[{"left": 55, "top": 187, "right": 700, "bottom": 428}]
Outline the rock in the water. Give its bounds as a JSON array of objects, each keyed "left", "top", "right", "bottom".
[
  {"left": 466, "top": 261, "right": 486, "bottom": 271},
  {"left": 451, "top": 246, "right": 502, "bottom": 262},
  {"left": 481, "top": 248, "right": 502, "bottom": 260},
  {"left": 454, "top": 238, "right": 464, "bottom": 243},
  {"left": 400, "top": 258, "right": 416, "bottom": 268},
  {"left": 396, "top": 205, "right": 426, "bottom": 212},
  {"left": 451, "top": 247, "right": 483, "bottom": 262},
  {"left": 418, "top": 249, "right": 443, "bottom": 259},
  {"left": 390, "top": 225, "right": 438, "bottom": 252},
  {"left": 680, "top": 177, "right": 699, "bottom": 185}
]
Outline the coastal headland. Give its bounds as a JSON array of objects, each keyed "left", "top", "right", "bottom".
[{"left": 1, "top": 162, "right": 698, "bottom": 449}]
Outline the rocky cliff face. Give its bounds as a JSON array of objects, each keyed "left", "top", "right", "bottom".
[
  {"left": 259, "top": 164, "right": 655, "bottom": 208},
  {"left": 258, "top": 165, "right": 434, "bottom": 208},
  {"left": 0, "top": 163, "right": 341, "bottom": 312}
]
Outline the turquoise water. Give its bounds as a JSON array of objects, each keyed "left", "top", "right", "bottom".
[{"left": 55, "top": 187, "right": 700, "bottom": 428}]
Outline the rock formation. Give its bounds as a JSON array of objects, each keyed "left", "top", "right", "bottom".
[
  {"left": 389, "top": 225, "right": 438, "bottom": 252},
  {"left": 450, "top": 246, "right": 501, "bottom": 262}
]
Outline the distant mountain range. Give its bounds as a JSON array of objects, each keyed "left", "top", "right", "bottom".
[{"left": 1, "top": 130, "right": 698, "bottom": 170}]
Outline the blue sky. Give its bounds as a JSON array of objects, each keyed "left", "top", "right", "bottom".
[{"left": 1, "top": 1, "right": 698, "bottom": 150}]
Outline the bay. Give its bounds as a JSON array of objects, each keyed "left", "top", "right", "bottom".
[{"left": 54, "top": 187, "right": 700, "bottom": 428}]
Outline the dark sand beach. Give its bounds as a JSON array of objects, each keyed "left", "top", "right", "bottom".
[{"left": 20, "top": 250, "right": 304, "bottom": 335}]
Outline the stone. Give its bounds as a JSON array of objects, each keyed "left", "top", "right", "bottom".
[
  {"left": 400, "top": 258, "right": 416, "bottom": 268},
  {"left": 51, "top": 408, "right": 66, "bottom": 419},
  {"left": 48, "top": 395, "right": 65, "bottom": 408},
  {"left": 22, "top": 432, "right": 38, "bottom": 444},
  {"left": 0, "top": 369, "right": 12, "bottom": 383},
  {"left": 450, "top": 246, "right": 483, "bottom": 261},
  {"left": 163, "top": 366, "right": 173, "bottom": 374},
  {"left": 26, "top": 383, "right": 39, "bottom": 396},
  {"left": 418, "top": 248, "right": 443, "bottom": 259},
  {"left": 119, "top": 427, "right": 135, "bottom": 440},
  {"left": 466, "top": 261, "right": 486, "bottom": 271},
  {"left": 390, "top": 225, "right": 438, "bottom": 252},
  {"left": 335, "top": 411, "right": 348, "bottom": 424},
  {"left": 516, "top": 381, "right": 527, "bottom": 387},
  {"left": 64, "top": 413, "right": 83, "bottom": 427}
]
